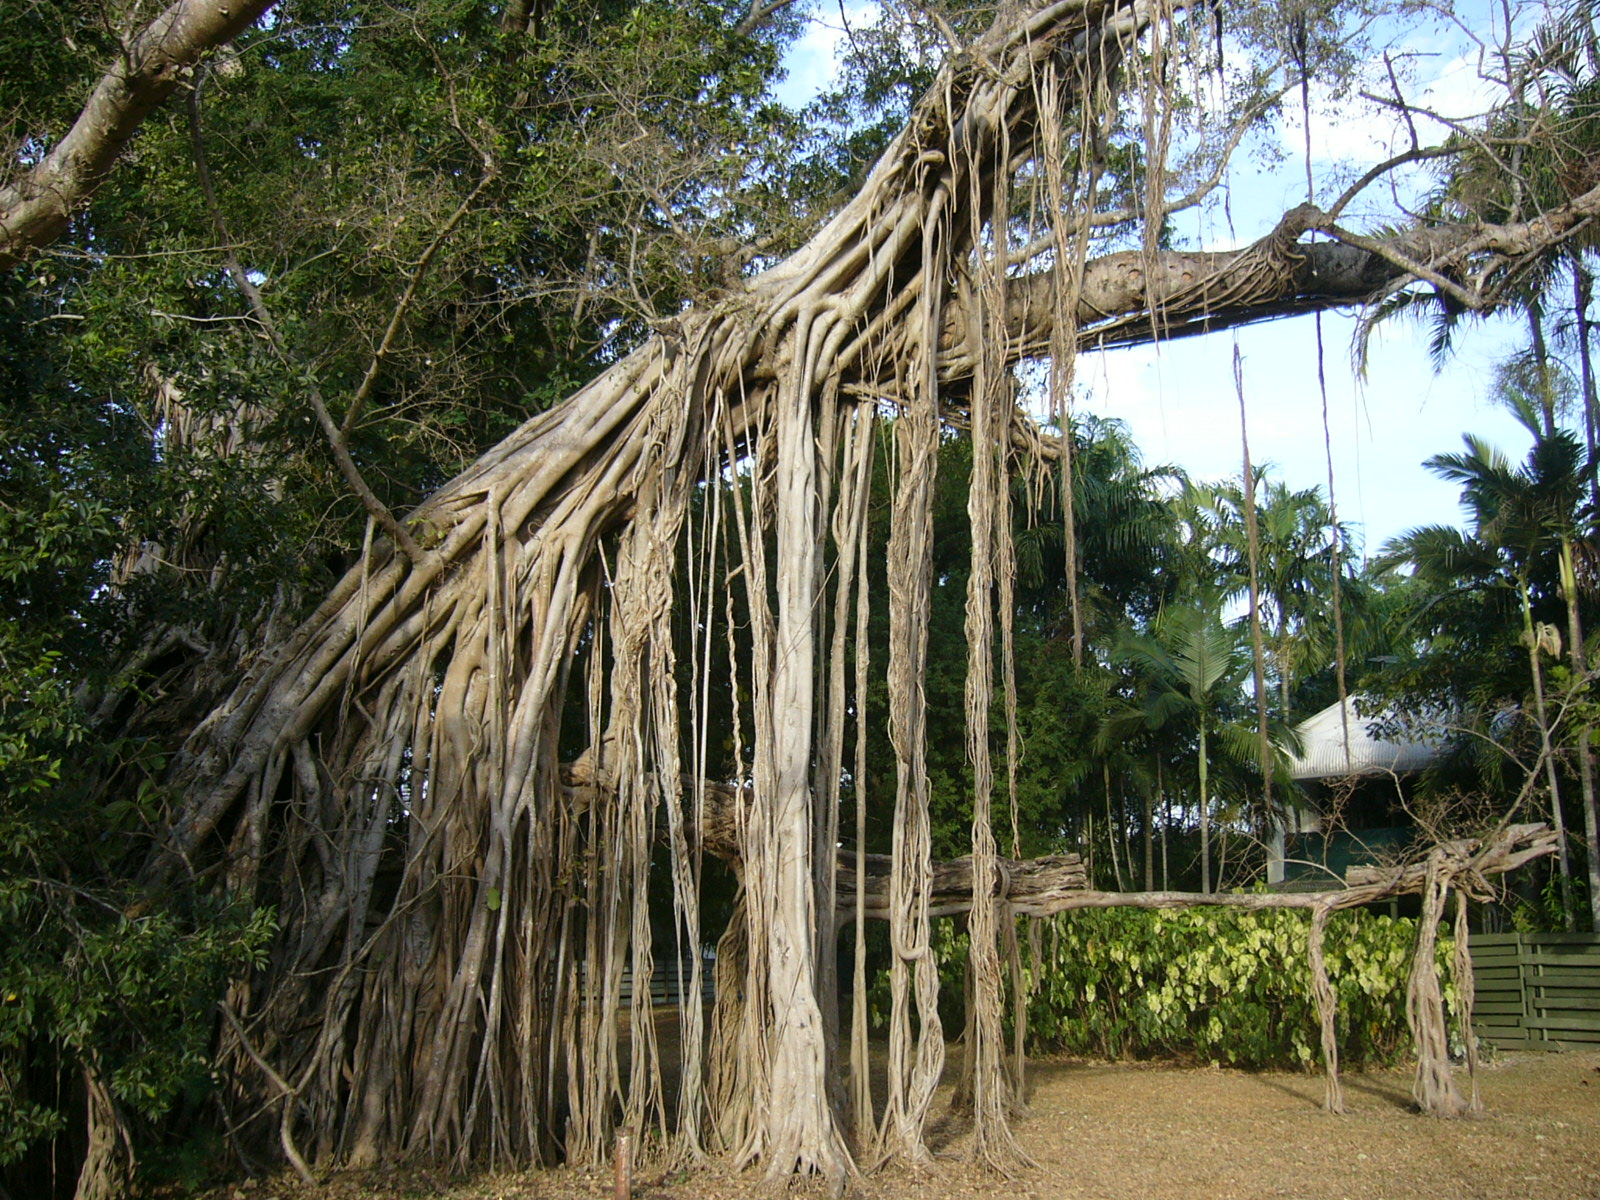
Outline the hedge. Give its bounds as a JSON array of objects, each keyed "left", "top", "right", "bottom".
[{"left": 931, "top": 905, "right": 1459, "bottom": 1069}]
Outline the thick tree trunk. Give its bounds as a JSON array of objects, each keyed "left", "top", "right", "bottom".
[{"left": 753, "top": 338, "right": 850, "bottom": 1184}]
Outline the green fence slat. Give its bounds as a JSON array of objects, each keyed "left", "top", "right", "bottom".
[
  {"left": 1471, "top": 1001, "right": 1527, "bottom": 1016},
  {"left": 1520, "top": 933, "right": 1600, "bottom": 945},
  {"left": 1522, "top": 953, "right": 1600, "bottom": 968},
  {"left": 1530, "top": 995, "right": 1600, "bottom": 1012},
  {"left": 1528, "top": 968, "right": 1600, "bottom": 986},
  {"left": 1525, "top": 1014, "right": 1600, "bottom": 1033}
]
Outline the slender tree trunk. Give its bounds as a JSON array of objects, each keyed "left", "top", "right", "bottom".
[
  {"left": 1218, "top": 818, "right": 1230, "bottom": 892},
  {"left": 1521, "top": 578, "right": 1574, "bottom": 926},
  {"left": 1142, "top": 785, "right": 1154, "bottom": 892},
  {"left": 1061, "top": 428, "right": 1085, "bottom": 669},
  {"left": 1236, "top": 349, "right": 1274, "bottom": 827},
  {"left": 1571, "top": 270, "right": 1600, "bottom": 933},
  {"left": 1160, "top": 769, "right": 1170, "bottom": 891},
  {"left": 1576, "top": 266, "right": 1599, "bottom": 515},
  {"left": 1084, "top": 810, "right": 1096, "bottom": 889},
  {"left": 1277, "top": 613, "right": 1292, "bottom": 721},
  {"left": 1530, "top": 300, "right": 1558, "bottom": 438},
  {"left": 1199, "top": 718, "right": 1211, "bottom": 894},
  {"left": 1105, "top": 762, "right": 1127, "bottom": 892},
  {"left": 1558, "top": 539, "right": 1600, "bottom": 932}
]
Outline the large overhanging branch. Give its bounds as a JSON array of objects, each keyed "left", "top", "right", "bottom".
[
  {"left": 938, "top": 187, "right": 1600, "bottom": 367},
  {"left": 0, "top": 0, "right": 278, "bottom": 270}
]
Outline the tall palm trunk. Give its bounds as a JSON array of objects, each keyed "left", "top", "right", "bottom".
[
  {"left": 1142, "top": 783, "right": 1154, "bottom": 892},
  {"left": 1164, "top": 780, "right": 1177, "bottom": 896},
  {"left": 1570, "top": 268, "right": 1600, "bottom": 932},
  {"left": 1558, "top": 537, "right": 1600, "bottom": 932},
  {"left": 1576, "top": 266, "right": 1599, "bottom": 515},
  {"left": 1105, "top": 762, "right": 1128, "bottom": 892},
  {"left": 1198, "top": 714, "right": 1211, "bottom": 894},
  {"left": 1277, "top": 612, "right": 1292, "bottom": 721}
]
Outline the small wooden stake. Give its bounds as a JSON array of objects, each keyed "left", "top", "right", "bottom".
[{"left": 614, "top": 1130, "right": 633, "bottom": 1200}]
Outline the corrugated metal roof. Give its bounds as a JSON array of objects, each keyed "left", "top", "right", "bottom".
[{"left": 1288, "top": 696, "right": 1442, "bottom": 781}]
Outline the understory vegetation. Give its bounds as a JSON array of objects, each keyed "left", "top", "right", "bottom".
[{"left": 1013, "top": 908, "right": 1451, "bottom": 1068}]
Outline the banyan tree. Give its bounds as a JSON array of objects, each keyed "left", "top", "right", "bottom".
[{"left": 26, "top": 0, "right": 1600, "bottom": 1192}]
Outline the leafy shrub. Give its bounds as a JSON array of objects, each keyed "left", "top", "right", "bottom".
[
  {"left": 935, "top": 905, "right": 1455, "bottom": 1069},
  {"left": 0, "top": 621, "right": 275, "bottom": 1182}
]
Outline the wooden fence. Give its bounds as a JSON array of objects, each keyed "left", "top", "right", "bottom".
[{"left": 1470, "top": 932, "right": 1600, "bottom": 1050}]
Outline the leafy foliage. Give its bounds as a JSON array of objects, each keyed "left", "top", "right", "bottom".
[
  {"left": 0, "top": 274, "right": 277, "bottom": 1183},
  {"left": 0, "top": 612, "right": 276, "bottom": 1180},
  {"left": 1017, "top": 907, "right": 1455, "bottom": 1068}
]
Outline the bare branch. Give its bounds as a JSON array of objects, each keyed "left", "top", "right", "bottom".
[{"left": 735, "top": 0, "right": 803, "bottom": 37}]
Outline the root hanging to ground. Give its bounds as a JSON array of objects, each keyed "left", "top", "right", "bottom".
[
  {"left": 1453, "top": 889, "right": 1483, "bottom": 1114},
  {"left": 1407, "top": 851, "right": 1467, "bottom": 1117},
  {"left": 1307, "top": 902, "right": 1344, "bottom": 1114}
]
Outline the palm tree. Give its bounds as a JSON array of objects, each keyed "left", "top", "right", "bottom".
[
  {"left": 1382, "top": 399, "right": 1593, "bottom": 924},
  {"left": 1014, "top": 414, "right": 1185, "bottom": 648},
  {"left": 1104, "top": 598, "right": 1297, "bottom": 892},
  {"left": 1198, "top": 475, "right": 1352, "bottom": 723}
]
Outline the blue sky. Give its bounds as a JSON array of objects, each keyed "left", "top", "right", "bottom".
[{"left": 775, "top": 0, "right": 1547, "bottom": 556}]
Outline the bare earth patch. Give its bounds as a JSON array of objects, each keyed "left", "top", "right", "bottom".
[{"left": 200, "top": 1049, "right": 1600, "bottom": 1200}]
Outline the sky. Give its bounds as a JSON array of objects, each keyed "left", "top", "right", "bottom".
[{"left": 775, "top": 0, "right": 1549, "bottom": 559}]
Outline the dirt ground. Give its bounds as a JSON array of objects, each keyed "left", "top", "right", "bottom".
[{"left": 205, "top": 1049, "right": 1600, "bottom": 1200}]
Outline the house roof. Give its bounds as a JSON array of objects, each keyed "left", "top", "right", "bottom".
[{"left": 1288, "top": 696, "right": 1443, "bottom": 781}]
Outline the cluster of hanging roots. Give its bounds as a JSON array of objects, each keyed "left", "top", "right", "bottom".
[{"left": 128, "top": 0, "right": 1548, "bottom": 1189}]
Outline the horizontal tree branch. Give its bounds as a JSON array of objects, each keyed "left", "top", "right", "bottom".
[
  {"left": 665, "top": 764, "right": 1553, "bottom": 921},
  {"left": 941, "top": 181, "right": 1600, "bottom": 363}
]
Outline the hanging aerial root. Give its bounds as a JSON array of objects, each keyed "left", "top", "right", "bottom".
[
  {"left": 1452, "top": 890, "right": 1482, "bottom": 1114},
  {"left": 1306, "top": 903, "right": 1343, "bottom": 1114},
  {"left": 1406, "top": 852, "right": 1467, "bottom": 1117}
]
